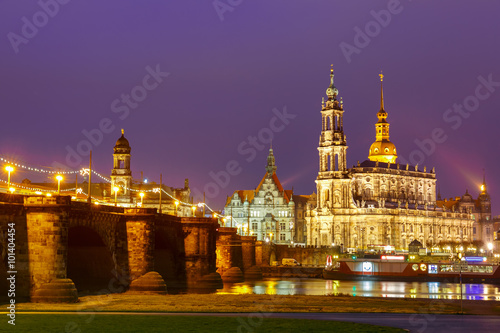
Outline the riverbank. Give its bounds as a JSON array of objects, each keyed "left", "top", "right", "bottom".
[{"left": 6, "top": 293, "right": 500, "bottom": 315}]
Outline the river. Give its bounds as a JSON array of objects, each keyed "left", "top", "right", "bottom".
[{"left": 217, "top": 278, "right": 500, "bottom": 300}]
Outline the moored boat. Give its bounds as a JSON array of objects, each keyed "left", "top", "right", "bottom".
[{"left": 323, "top": 256, "right": 500, "bottom": 283}]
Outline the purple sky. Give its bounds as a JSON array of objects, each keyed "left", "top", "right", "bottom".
[{"left": 1, "top": 1, "right": 499, "bottom": 214}]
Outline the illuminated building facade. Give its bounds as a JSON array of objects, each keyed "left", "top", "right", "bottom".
[
  {"left": 108, "top": 130, "right": 191, "bottom": 216},
  {"left": 436, "top": 177, "right": 493, "bottom": 246},
  {"left": 305, "top": 68, "right": 474, "bottom": 250},
  {"left": 110, "top": 129, "right": 133, "bottom": 203},
  {"left": 224, "top": 148, "right": 308, "bottom": 244}
]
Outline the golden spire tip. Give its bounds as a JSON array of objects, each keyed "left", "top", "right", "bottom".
[{"left": 121, "top": 129, "right": 124, "bottom": 135}]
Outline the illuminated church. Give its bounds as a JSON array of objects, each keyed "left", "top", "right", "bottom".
[{"left": 305, "top": 68, "right": 474, "bottom": 250}]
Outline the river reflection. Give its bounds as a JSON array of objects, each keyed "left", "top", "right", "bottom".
[{"left": 217, "top": 278, "right": 500, "bottom": 300}]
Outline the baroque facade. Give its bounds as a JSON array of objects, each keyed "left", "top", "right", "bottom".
[
  {"left": 305, "top": 69, "right": 474, "bottom": 250},
  {"left": 224, "top": 148, "right": 308, "bottom": 244},
  {"left": 436, "top": 177, "right": 493, "bottom": 245}
]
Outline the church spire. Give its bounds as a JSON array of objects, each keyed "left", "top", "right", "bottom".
[
  {"left": 368, "top": 72, "right": 398, "bottom": 164},
  {"left": 325, "top": 64, "right": 339, "bottom": 100},
  {"left": 266, "top": 146, "right": 277, "bottom": 175},
  {"left": 379, "top": 72, "right": 384, "bottom": 111}
]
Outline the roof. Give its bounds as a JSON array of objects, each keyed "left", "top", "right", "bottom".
[
  {"left": 436, "top": 193, "right": 486, "bottom": 211},
  {"left": 354, "top": 160, "right": 432, "bottom": 174},
  {"left": 436, "top": 199, "right": 459, "bottom": 210},
  {"left": 226, "top": 171, "right": 293, "bottom": 206},
  {"left": 292, "top": 194, "right": 310, "bottom": 203},
  {"left": 226, "top": 190, "right": 256, "bottom": 206}
]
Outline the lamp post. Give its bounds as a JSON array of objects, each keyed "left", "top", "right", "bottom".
[
  {"left": 139, "top": 192, "right": 145, "bottom": 207},
  {"left": 488, "top": 242, "right": 493, "bottom": 256},
  {"left": 56, "top": 175, "right": 63, "bottom": 195},
  {"left": 9, "top": 187, "right": 15, "bottom": 194},
  {"left": 5, "top": 165, "right": 14, "bottom": 188},
  {"left": 113, "top": 186, "right": 119, "bottom": 206},
  {"left": 174, "top": 200, "right": 179, "bottom": 216},
  {"left": 191, "top": 205, "right": 196, "bottom": 217}
]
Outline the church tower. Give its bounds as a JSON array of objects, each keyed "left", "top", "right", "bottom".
[
  {"left": 111, "top": 129, "right": 132, "bottom": 203},
  {"left": 477, "top": 172, "right": 493, "bottom": 244},
  {"left": 316, "top": 66, "right": 351, "bottom": 212},
  {"left": 368, "top": 73, "right": 398, "bottom": 163},
  {"left": 266, "top": 145, "right": 277, "bottom": 176}
]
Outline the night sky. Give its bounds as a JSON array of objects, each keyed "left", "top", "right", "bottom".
[{"left": 1, "top": 1, "right": 499, "bottom": 214}]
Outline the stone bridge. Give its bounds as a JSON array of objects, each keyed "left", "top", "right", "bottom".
[{"left": 0, "top": 193, "right": 218, "bottom": 301}]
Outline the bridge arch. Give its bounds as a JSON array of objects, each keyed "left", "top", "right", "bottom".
[{"left": 67, "top": 226, "right": 115, "bottom": 293}]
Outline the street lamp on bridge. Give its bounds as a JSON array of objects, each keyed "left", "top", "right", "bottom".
[
  {"left": 139, "top": 192, "right": 145, "bottom": 207},
  {"left": 55, "top": 175, "right": 63, "bottom": 195},
  {"left": 113, "top": 186, "right": 120, "bottom": 206},
  {"left": 5, "top": 165, "right": 14, "bottom": 188}
]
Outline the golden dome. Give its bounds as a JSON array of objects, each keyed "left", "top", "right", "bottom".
[
  {"left": 367, "top": 73, "right": 397, "bottom": 164},
  {"left": 368, "top": 140, "right": 397, "bottom": 163}
]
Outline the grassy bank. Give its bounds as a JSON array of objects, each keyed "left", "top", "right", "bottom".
[
  {"left": 6, "top": 293, "right": 500, "bottom": 315},
  {"left": 11, "top": 314, "right": 406, "bottom": 333}
]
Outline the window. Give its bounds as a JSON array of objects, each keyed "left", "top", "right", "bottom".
[
  {"left": 250, "top": 211, "right": 261, "bottom": 218},
  {"left": 473, "top": 227, "right": 476, "bottom": 234},
  {"left": 280, "top": 233, "right": 286, "bottom": 241},
  {"left": 252, "top": 223, "right": 258, "bottom": 231},
  {"left": 280, "top": 223, "right": 286, "bottom": 231}
]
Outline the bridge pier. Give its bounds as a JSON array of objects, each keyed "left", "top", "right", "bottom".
[
  {"left": 182, "top": 217, "right": 218, "bottom": 288},
  {"left": 124, "top": 208, "right": 155, "bottom": 280},
  {"left": 241, "top": 235, "right": 257, "bottom": 270},
  {"left": 216, "top": 227, "right": 244, "bottom": 282},
  {"left": 24, "top": 195, "right": 77, "bottom": 302}
]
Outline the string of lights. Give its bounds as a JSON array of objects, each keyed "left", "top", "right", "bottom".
[
  {"left": 0, "top": 178, "right": 76, "bottom": 193},
  {"left": 0, "top": 156, "right": 79, "bottom": 174},
  {"left": 1, "top": 154, "right": 235, "bottom": 220}
]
